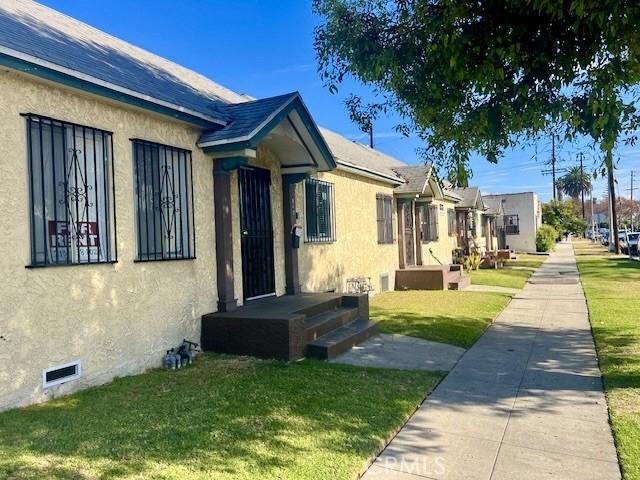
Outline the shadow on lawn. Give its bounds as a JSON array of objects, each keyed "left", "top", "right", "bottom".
[{"left": 0, "top": 356, "right": 435, "bottom": 479}]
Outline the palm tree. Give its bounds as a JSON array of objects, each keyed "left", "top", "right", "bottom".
[{"left": 560, "top": 166, "right": 592, "bottom": 199}]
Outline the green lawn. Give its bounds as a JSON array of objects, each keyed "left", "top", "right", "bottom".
[
  {"left": 469, "top": 268, "right": 533, "bottom": 289},
  {"left": 0, "top": 355, "right": 440, "bottom": 480},
  {"left": 504, "top": 253, "right": 547, "bottom": 269},
  {"left": 574, "top": 240, "right": 640, "bottom": 480},
  {"left": 370, "top": 290, "right": 511, "bottom": 348}
]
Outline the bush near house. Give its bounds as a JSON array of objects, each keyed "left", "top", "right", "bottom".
[
  {"left": 536, "top": 224, "right": 559, "bottom": 252},
  {"left": 542, "top": 200, "right": 588, "bottom": 238},
  {"left": 0, "top": 355, "right": 440, "bottom": 480}
]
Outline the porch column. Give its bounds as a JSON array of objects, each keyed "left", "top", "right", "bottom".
[
  {"left": 414, "top": 202, "right": 423, "bottom": 266},
  {"left": 397, "top": 201, "right": 406, "bottom": 269},
  {"left": 212, "top": 155, "right": 249, "bottom": 312},
  {"left": 282, "top": 173, "right": 308, "bottom": 295}
]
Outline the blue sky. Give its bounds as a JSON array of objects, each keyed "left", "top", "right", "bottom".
[{"left": 39, "top": 0, "right": 639, "bottom": 202}]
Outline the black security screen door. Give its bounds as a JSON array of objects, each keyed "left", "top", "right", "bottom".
[{"left": 239, "top": 166, "right": 275, "bottom": 300}]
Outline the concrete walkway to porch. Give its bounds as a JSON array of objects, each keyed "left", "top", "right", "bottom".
[
  {"left": 462, "top": 284, "right": 521, "bottom": 294},
  {"left": 331, "top": 333, "right": 466, "bottom": 372},
  {"left": 362, "top": 242, "right": 621, "bottom": 480}
]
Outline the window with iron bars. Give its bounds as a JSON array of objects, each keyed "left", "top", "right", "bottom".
[
  {"left": 376, "top": 194, "right": 394, "bottom": 244},
  {"left": 132, "top": 139, "right": 196, "bottom": 261},
  {"left": 420, "top": 204, "right": 439, "bottom": 242},
  {"left": 304, "top": 178, "right": 335, "bottom": 242},
  {"left": 504, "top": 214, "right": 520, "bottom": 234},
  {"left": 24, "top": 114, "right": 117, "bottom": 266}
]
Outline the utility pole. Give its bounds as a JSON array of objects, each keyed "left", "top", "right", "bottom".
[
  {"left": 369, "top": 125, "right": 374, "bottom": 149},
  {"left": 629, "top": 171, "right": 636, "bottom": 231},
  {"left": 551, "top": 135, "right": 557, "bottom": 200},
  {"left": 590, "top": 185, "right": 596, "bottom": 242},
  {"left": 607, "top": 154, "right": 620, "bottom": 254},
  {"left": 579, "top": 153, "right": 585, "bottom": 219}
]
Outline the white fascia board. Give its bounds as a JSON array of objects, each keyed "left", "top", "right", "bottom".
[{"left": 336, "top": 161, "right": 403, "bottom": 185}]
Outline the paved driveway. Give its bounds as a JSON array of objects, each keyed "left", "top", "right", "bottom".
[{"left": 362, "top": 242, "right": 621, "bottom": 480}]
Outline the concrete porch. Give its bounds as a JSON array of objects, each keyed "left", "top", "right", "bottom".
[
  {"left": 395, "top": 264, "right": 470, "bottom": 291},
  {"left": 201, "top": 293, "right": 378, "bottom": 361}
]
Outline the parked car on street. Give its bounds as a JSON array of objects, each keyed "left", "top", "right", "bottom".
[{"left": 621, "top": 232, "right": 639, "bottom": 255}]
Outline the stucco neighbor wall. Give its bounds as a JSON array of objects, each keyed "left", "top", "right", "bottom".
[
  {"left": 419, "top": 199, "right": 458, "bottom": 265},
  {"left": 0, "top": 69, "right": 217, "bottom": 410},
  {"left": 487, "top": 192, "right": 539, "bottom": 253},
  {"left": 297, "top": 169, "right": 399, "bottom": 294}
]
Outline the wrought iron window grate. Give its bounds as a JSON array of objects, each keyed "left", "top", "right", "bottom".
[
  {"left": 304, "top": 178, "right": 335, "bottom": 243},
  {"left": 376, "top": 194, "right": 394, "bottom": 244},
  {"left": 132, "top": 139, "right": 196, "bottom": 261},
  {"left": 24, "top": 113, "right": 117, "bottom": 266},
  {"left": 420, "top": 204, "right": 439, "bottom": 242},
  {"left": 504, "top": 214, "right": 520, "bottom": 234}
]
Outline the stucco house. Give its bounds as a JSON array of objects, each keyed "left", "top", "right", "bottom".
[
  {"left": 0, "top": 1, "right": 485, "bottom": 410},
  {"left": 449, "top": 187, "right": 498, "bottom": 255},
  {"left": 483, "top": 192, "right": 542, "bottom": 252}
]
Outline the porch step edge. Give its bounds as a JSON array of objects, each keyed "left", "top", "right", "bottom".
[
  {"left": 306, "top": 318, "right": 380, "bottom": 360},
  {"left": 306, "top": 307, "right": 359, "bottom": 342}
]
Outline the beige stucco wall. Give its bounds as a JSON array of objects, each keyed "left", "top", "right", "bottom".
[
  {"left": 230, "top": 146, "right": 286, "bottom": 304},
  {"left": 0, "top": 69, "right": 218, "bottom": 410},
  {"left": 297, "top": 169, "right": 399, "bottom": 294},
  {"left": 419, "top": 199, "right": 459, "bottom": 265}
]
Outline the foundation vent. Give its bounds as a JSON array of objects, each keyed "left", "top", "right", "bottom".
[
  {"left": 379, "top": 273, "right": 390, "bottom": 292},
  {"left": 43, "top": 360, "right": 81, "bottom": 388}
]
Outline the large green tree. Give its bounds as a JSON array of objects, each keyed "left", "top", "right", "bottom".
[
  {"left": 542, "top": 200, "right": 589, "bottom": 237},
  {"left": 313, "top": 0, "right": 640, "bottom": 251}
]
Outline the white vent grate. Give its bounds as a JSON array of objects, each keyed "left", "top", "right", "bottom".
[
  {"left": 380, "top": 273, "right": 390, "bottom": 292},
  {"left": 43, "top": 360, "right": 81, "bottom": 388}
]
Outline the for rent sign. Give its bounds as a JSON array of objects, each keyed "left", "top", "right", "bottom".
[{"left": 48, "top": 220, "right": 101, "bottom": 261}]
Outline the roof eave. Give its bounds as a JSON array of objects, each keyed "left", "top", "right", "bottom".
[
  {"left": 337, "top": 160, "right": 404, "bottom": 185},
  {"left": 0, "top": 47, "right": 228, "bottom": 128}
]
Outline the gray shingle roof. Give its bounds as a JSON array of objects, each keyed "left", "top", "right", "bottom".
[
  {"left": 452, "top": 187, "right": 485, "bottom": 209},
  {"left": 0, "top": 0, "right": 248, "bottom": 124},
  {"left": 482, "top": 196, "right": 503, "bottom": 215},
  {"left": 0, "top": 1, "right": 447, "bottom": 186},
  {"left": 392, "top": 165, "right": 433, "bottom": 194},
  {"left": 319, "top": 128, "right": 406, "bottom": 182},
  {"left": 198, "top": 93, "right": 298, "bottom": 145}
]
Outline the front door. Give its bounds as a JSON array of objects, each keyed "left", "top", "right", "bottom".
[
  {"left": 403, "top": 201, "right": 415, "bottom": 266},
  {"left": 238, "top": 166, "right": 275, "bottom": 301}
]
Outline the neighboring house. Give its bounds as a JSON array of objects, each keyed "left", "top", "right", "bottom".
[
  {"left": 0, "top": 1, "right": 481, "bottom": 410},
  {"left": 450, "top": 187, "right": 497, "bottom": 255},
  {"left": 483, "top": 192, "right": 542, "bottom": 252}
]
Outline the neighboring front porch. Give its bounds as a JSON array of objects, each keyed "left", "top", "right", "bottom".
[{"left": 392, "top": 166, "right": 469, "bottom": 290}]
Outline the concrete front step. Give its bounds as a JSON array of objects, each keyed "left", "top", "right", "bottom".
[
  {"left": 449, "top": 274, "right": 471, "bottom": 290},
  {"left": 306, "top": 318, "right": 380, "bottom": 360},
  {"left": 305, "top": 307, "right": 359, "bottom": 342}
]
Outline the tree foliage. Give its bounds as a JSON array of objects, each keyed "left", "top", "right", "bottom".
[
  {"left": 542, "top": 200, "right": 589, "bottom": 236},
  {"left": 314, "top": 0, "right": 640, "bottom": 185},
  {"left": 559, "top": 165, "right": 592, "bottom": 199}
]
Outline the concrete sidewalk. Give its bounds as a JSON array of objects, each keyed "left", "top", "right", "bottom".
[{"left": 362, "top": 242, "right": 621, "bottom": 480}]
